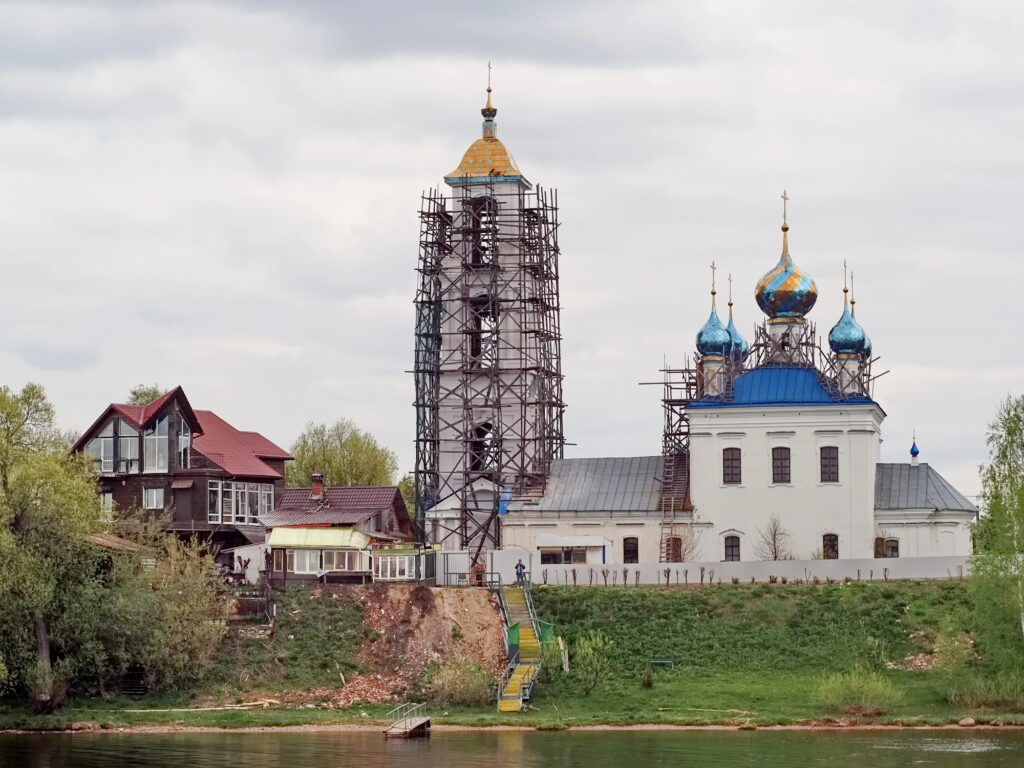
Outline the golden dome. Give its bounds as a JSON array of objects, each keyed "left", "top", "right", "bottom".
[
  {"left": 444, "top": 86, "right": 524, "bottom": 182},
  {"left": 446, "top": 135, "right": 522, "bottom": 179}
]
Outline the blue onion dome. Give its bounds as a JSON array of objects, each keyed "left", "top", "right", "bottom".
[
  {"left": 828, "top": 287, "right": 866, "bottom": 355},
  {"left": 725, "top": 302, "right": 749, "bottom": 362},
  {"left": 910, "top": 440, "right": 920, "bottom": 458},
  {"left": 850, "top": 292, "right": 872, "bottom": 359},
  {"left": 696, "top": 299, "right": 731, "bottom": 359},
  {"left": 755, "top": 223, "right": 818, "bottom": 319}
]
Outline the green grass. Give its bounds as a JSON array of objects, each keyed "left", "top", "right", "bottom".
[
  {"left": 531, "top": 581, "right": 971, "bottom": 674},
  {"left": 6, "top": 580, "right": 1022, "bottom": 731}
]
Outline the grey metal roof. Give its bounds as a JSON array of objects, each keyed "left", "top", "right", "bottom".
[
  {"left": 874, "top": 463, "right": 977, "bottom": 513},
  {"left": 509, "top": 456, "right": 662, "bottom": 513}
]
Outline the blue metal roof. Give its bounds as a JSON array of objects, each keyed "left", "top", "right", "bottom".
[{"left": 688, "top": 365, "right": 875, "bottom": 409}]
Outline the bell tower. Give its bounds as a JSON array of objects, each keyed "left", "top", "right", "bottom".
[{"left": 413, "top": 83, "right": 565, "bottom": 561}]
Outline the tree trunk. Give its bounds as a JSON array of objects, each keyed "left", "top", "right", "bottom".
[{"left": 31, "top": 609, "right": 59, "bottom": 712}]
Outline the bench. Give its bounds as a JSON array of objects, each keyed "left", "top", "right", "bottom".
[{"left": 648, "top": 658, "right": 674, "bottom": 668}]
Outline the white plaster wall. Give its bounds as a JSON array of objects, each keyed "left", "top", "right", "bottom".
[
  {"left": 874, "top": 513, "right": 974, "bottom": 558},
  {"left": 688, "top": 403, "right": 884, "bottom": 561},
  {"left": 502, "top": 519, "right": 668, "bottom": 564}
]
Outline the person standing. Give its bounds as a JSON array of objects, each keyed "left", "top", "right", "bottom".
[{"left": 514, "top": 558, "right": 526, "bottom": 585}]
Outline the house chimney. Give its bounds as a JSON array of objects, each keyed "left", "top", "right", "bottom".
[{"left": 311, "top": 472, "right": 324, "bottom": 499}]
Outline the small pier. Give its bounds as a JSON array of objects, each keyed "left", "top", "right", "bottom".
[{"left": 383, "top": 703, "right": 431, "bottom": 738}]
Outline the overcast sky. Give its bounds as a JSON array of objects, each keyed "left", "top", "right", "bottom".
[{"left": 2, "top": 1, "right": 1021, "bottom": 499}]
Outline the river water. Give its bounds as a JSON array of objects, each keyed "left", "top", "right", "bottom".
[{"left": 1, "top": 730, "right": 1023, "bottom": 767}]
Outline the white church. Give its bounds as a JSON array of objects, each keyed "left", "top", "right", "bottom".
[{"left": 419, "top": 88, "right": 978, "bottom": 566}]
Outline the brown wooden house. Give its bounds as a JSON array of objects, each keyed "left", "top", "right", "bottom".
[{"left": 72, "top": 386, "right": 292, "bottom": 552}]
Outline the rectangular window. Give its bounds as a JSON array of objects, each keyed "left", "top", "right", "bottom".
[
  {"left": 117, "top": 421, "right": 139, "bottom": 474},
  {"left": 722, "top": 447, "right": 741, "bottom": 484},
  {"left": 178, "top": 420, "right": 191, "bottom": 469},
  {"left": 144, "top": 487, "right": 164, "bottom": 510},
  {"left": 222, "top": 482, "right": 236, "bottom": 523},
  {"left": 623, "top": 537, "right": 639, "bottom": 564},
  {"left": 288, "top": 549, "right": 319, "bottom": 574},
  {"left": 324, "top": 550, "right": 360, "bottom": 571},
  {"left": 823, "top": 534, "right": 839, "bottom": 560},
  {"left": 725, "top": 535, "right": 740, "bottom": 561},
  {"left": 273, "top": 549, "right": 285, "bottom": 572},
  {"left": 247, "top": 483, "right": 259, "bottom": 524},
  {"left": 373, "top": 555, "right": 414, "bottom": 580},
  {"left": 231, "top": 482, "right": 246, "bottom": 523},
  {"left": 144, "top": 415, "right": 169, "bottom": 472},
  {"left": 884, "top": 539, "right": 899, "bottom": 558},
  {"left": 86, "top": 422, "right": 115, "bottom": 473},
  {"left": 820, "top": 446, "right": 839, "bottom": 483},
  {"left": 772, "top": 446, "right": 791, "bottom": 484},
  {"left": 208, "top": 480, "right": 221, "bottom": 523},
  {"left": 100, "top": 492, "right": 114, "bottom": 521},
  {"left": 259, "top": 485, "right": 274, "bottom": 517}
]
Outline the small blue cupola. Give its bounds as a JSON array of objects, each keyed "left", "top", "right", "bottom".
[
  {"left": 725, "top": 273, "right": 749, "bottom": 363},
  {"left": 829, "top": 267, "right": 868, "bottom": 357},
  {"left": 696, "top": 264, "right": 731, "bottom": 359}
]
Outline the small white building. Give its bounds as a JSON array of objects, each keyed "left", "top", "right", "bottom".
[{"left": 502, "top": 211, "right": 977, "bottom": 563}]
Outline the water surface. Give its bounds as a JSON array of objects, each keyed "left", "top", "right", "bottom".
[{"left": 2, "top": 729, "right": 1022, "bottom": 767}]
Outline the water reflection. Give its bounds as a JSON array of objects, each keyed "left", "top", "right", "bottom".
[{"left": 1, "top": 730, "right": 1022, "bottom": 768}]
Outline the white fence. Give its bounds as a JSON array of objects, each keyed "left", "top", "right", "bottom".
[{"left": 436, "top": 553, "right": 970, "bottom": 586}]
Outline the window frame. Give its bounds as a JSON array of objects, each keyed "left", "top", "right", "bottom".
[
  {"left": 771, "top": 446, "right": 792, "bottom": 484},
  {"left": 819, "top": 445, "right": 839, "bottom": 483},
  {"left": 208, "top": 480, "right": 222, "bottom": 523},
  {"left": 884, "top": 538, "right": 899, "bottom": 558},
  {"left": 724, "top": 535, "right": 740, "bottom": 562},
  {"left": 178, "top": 419, "right": 191, "bottom": 469},
  {"left": 144, "top": 487, "right": 164, "bottom": 510},
  {"left": 722, "top": 447, "right": 742, "bottom": 485}
]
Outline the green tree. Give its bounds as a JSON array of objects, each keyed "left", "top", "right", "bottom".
[
  {"left": 127, "top": 383, "right": 164, "bottom": 405},
  {"left": 574, "top": 630, "right": 612, "bottom": 696},
  {"left": 0, "top": 383, "right": 104, "bottom": 709},
  {"left": 969, "top": 395, "right": 1024, "bottom": 672},
  {"left": 285, "top": 420, "right": 399, "bottom": 488},
  {"left": 398, "top": 473, "right": 415, "bottom": 514}
]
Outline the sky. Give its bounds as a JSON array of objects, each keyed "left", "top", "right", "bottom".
[{"left": 1, "top": 1, "right": 1022, "bottom": 500}]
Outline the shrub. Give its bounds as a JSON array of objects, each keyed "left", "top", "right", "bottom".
[
  {"left": 815, "top": 668, "right": 904, "bottom": 716},
  {"left": 948, "top": 671, "right": 1024, "bottom": 709},
  {"left": 574, "top": 631, "right": 612, "bottom": 696},
  {"left": 535, "top": 642, "right": 564, "bottom": 684},
  {"left": 425, "top": 655, "right": 495, "bottom": 707},
  {"left": 641, "top": 667, "right": 654, "bottom": 688}
]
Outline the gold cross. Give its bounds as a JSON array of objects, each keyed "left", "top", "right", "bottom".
[{"left": 487, "top": 61, "right": 492, "bottom": 90}]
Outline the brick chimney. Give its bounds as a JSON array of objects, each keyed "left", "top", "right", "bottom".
[{"left": 310, "top": 472, "right": 324, "bottom": 500}]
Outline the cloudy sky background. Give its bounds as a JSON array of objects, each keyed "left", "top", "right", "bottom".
[{"left": 2, "top": 0, "right": 1021, "bottom": 499}]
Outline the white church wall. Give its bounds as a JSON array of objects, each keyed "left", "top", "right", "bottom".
[
  {"left": 689, "top": 403, "right": 885, "bottom": 561},
  {"left": 502, "top": 519, "right": 666, "bottom": 564}
]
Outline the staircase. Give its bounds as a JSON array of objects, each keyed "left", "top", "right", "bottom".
[{"left": 498, "top": 585, "right": 541, "bottom": 712}]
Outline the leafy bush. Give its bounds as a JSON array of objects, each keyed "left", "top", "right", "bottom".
[
  {"left": 425, "top": 655, "right": 496, "bottom": 707},
  {"left": 641, "top": 667, "right": 654, "bottom": 688},
  {"left": 815, "top": 668, "right": 904, "bottom": 715},
  {"left": 574, "top": 631, "right": 612, "bottom": 696},
  {"left": 535, "top": 642, "right": 564, "bottom": 684}
]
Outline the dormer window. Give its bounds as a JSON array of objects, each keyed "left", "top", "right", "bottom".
[{"left": 144, "top": 415, "right": 169, "bottom": 473}]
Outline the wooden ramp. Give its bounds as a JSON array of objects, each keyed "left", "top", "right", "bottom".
[{"left": 383, "top": 716, "right": 431, "bottom": 738}]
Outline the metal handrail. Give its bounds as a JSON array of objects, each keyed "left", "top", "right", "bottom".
[
  {"left": 386, "top": 701, "right": 426, "bottom": 728},
  {"left": 522, "top": 577, "right": 542, "bottom": 641}
]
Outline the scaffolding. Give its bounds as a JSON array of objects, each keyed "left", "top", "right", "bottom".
[{"left": 414, "top": 181, "right": 565, "bottom": 561}]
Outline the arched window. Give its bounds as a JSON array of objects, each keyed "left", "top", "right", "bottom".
[
  {"left": 820, "top": 446, "right": 839, "bottom": 483},
  {"left": 884, "top": 538, "right": 899, "bottom": 558},
  {"left": 666, "top": 537, "right": 683, "bottom": 563},
  {"left": 722, "top": 447, "right": 741, "bottom": 484},
  {"left": 822, "top": 534, "right": 839, "bottom": 560},
  {"left": 466, "top": 195, "right": 498, "bottom": 266},
  {"left": 623, "top": 537, "right": 639, "bottom": 564},
  {"left": 468, "top": 294, "right": 498, "bottom": 367},
  {"left": 724, "top": 535, "right": 740, "bottom": 562},
  {"left": 772, "top": 446, "right": 791, "bottom": 484}
]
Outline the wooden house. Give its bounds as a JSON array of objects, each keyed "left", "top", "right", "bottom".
[{"left": 72, "top": 387, "right": 292, "bottom": 553}]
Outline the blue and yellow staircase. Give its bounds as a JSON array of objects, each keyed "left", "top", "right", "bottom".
[{"left": 498, "top": 585, "right": 542, "bottom": 712}]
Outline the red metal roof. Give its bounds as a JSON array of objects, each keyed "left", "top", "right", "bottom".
[
  {"left": 71, "top": 386, "right": 200, "bottom": 453},
  {"left": 192, "top": 410, "right": 292, "bottom": 479}
]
